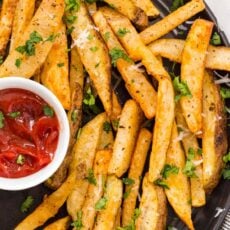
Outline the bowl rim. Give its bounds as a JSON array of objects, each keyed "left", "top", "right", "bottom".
[{"left": 0, "top": 76, "right": 70, "bottom": 191}]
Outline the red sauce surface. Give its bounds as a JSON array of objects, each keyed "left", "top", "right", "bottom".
[{"left": 0, "top": 88, "right": 59, "bottom": 178}]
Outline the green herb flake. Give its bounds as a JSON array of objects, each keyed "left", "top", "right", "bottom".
[
  {"left": 173, "top": 76, "right": 192, "bottom": 102},
  {"left": 122, "top": 177, "right": 135, "bottom": 186},
  {"left": 20, "top": 196, "right": 34, "bottom": 213},
  {"left": 103, "top": 121, "right": 112, "bottom": 133},
  {"left": 170, "top": 0, "right": 184, "bottom": 11},
  {"left": 95, "top": 197, "right": 108, "bottom": 211},
  {"left": 187, "top": 147, "right": 195, "bottom": 160},
  {"left": 65, "top": 0, "right": 80, "bottom": 12},
  {"left": 161, "top": 164, "right": 179, "bottom": 179},
  {"left": 45, "top": 33, "right": 59, "bottom": 42},
  {"left": 223, "top": 166, "right": 230, "bottom": 180},
  {"left": 90, "top": 46, "right": 99, "bottom": 52},
  {"left": 0, "top": 55, "right": 3, "bottom": 64},
  {"left": 16, "top": 154, "right": 25, "bottom": 165},
  {"left": 112, "top": 119, "right": 119, "bottom": 129},
  {"left": 63, "top": 14, "right": 77, "bottom": 24},
  {"left": 103, "top": 32, "right": 110, "bottom": 42},
  {"left": 0, "top": 111, "right": 5, "bottom": 128},
  {"left": 197, "top": 148, "right": 202, "bottom": 156},
  {"left": 183, "top": 160, "right": 197, "bottom": 178},
  {"left": 67, "top": 26, "right": 75, "bottom": 35},
  {"left": 85, "top": 169, "right": 97, "bottom": 185},
  {"left": 95, "top": 62, "right": 100, "bottom": 68},
  {"left": 85, "top": 0, "right": 96, "bottom": 3},
  {"left": 71, "top": 210, "right": 83, "bottom": 229},
  {"left": 223, "top": 152, "right": 230, "bottom": 163},
  {"left": 57, "top": 62, "right": 65, "bottom": 67},
  {"left": 109, "top": 48, "right": 133, "bottom": 67},
  {"left": 71, "top": 109, "right": 78, "bottom": 123},
  {"left": 123, "top": 188, "right": 132, "bottom": 199},
  {"left": 87, "top": 34, "right": 93, "bottom": 40},
  {"left": 220, "top": 87, "right": 230, "bottom": 99},
  {"left": 76, "top": 128, "right": 82, "bottom": 139},
  {"left": 211, "top": 32, "right": 221, "bottom": 45},
  {"left": 154, "top": 178, "right": 169, "bottom": 189},
  {"left": 117, "top": 28, "right": 130, "bottom": 37},
  {"left": 15, "top": 58, "right": 22, "bottom": 68},
  {"left": 43, "top": 105, "right": 54, "bottom": 117},
  {"left": 8, "top": 111, "right": 21, "bottom": 118},
  {"left": 83, "top": 87, "right": 95, "bottom": 106}
]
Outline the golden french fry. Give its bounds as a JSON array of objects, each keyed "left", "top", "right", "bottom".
[
  {"left": 103, "top": 0, "right": 148, "bottom": 28},
  {"left": 164, "top": 122, "right": 194, "bottom": 230},
  {"left": 0, "top": 0, "right": 64, "bottom": 78},
  {"left": 122, "top": 128, "right": 152, "bottom": 226},
  {"left": 94, "top": 175, "right": 123, "bottom": 230},
  {"left": 43, "top": 216, "right": 70, "bottom": 230},
  {"left": 114, "top": 208, "right": 121, "bottom": 229},
  {"left": 68, "top": 2, "right": 112, "bottom": 116},
  {"left": 180, "top": 19, "right": 213, "bottom": 134},
  {"left": 108, "top": 100, "right": 142, "bottom": 177},
  {"left": 67, "top": 113, "right": 107, "bottom": 220},
  {"left": 202, "top": 71, "right": 228, "bottom": 193},
  {"left": 111, "top": 90, "right": 122, "bottom": 125},
  {"left": 41, "top": 22, "right": 71, "bottom": 110},
  {"left": 10, "top": 0, "right": 35, "bottom": 51},
  {"left": 175, "top": 105, "right": 206, "bottom": 207},
  {"left": 86, "top": 2, "right": 97, "bottom": 16},
  {"left": 0, "top": 0, "right": 18, "bottom": 56},
  {"left": 139, "top": 0, "right": 205, "bottom": 45},
  {"left": 135, "top": 174, "right": 167, "bottom": 230},
  {"left": 82, "top": 149, "right": 112, "bottom": 230}
]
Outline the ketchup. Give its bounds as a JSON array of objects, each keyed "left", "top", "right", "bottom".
[{"left": 0, "top": 88, "right": 59, "bottom": 178}]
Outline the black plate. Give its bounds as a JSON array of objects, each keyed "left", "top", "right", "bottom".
[{"left": 0, "top": 1, "right": 230, "bottom": 230}]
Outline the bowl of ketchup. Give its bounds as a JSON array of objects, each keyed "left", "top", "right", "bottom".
[{"left": 0, "top": 77, "right": 70, "bottom": 190}]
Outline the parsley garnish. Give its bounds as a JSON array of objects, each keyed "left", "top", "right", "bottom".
[
  {"left": 154, "top": 178, "right": 169, "bottom": 189},
  {"left": 63, "top": 15, "right": 77, "bottom": 24},
  {"left": 103, "top": 32, "right": 110, "bottom": 42},
  {"left": 83, "top": 87, "right": 95, "bottom": 106},
  {"left": 65, "top": 0, "right": 80, "bottom": 12},
  {"left": 15, "top": 58, "right": 22, "bottom": 68},
  {"left": 170, "top": 0, "right": 184, "bottom": 11},
  {"left": 112, "top": 119, "right": 119, "bottom": 129},
  {"left": 20, "top": 196, "right": 34, "bottom": 213},
  {"left": 182, "top": 148, "right": 197, "bottom": 178},
  {"left": 122, "top": 177, "right": 135, "bottom": 185},
  {"left": 0, "top": 111, "right": 5, "bottom": 128},
  {"left": 87, "top": 34, "right": 93, "bottom": 40},
  {"left": 117, "top": 28, "right": 130, "bottom": 37},
  {"left": 223, "top": 166, "right": 230, "bottom": 180},
  {"left": 211, "top": 32, "right": 221, "bottom": 45},
  {"left": 173, "top": 76, "right": 192, "bottom": 102},
  {"left": 223, "top": 152, "right": 230, "bottom": 163},
  {"left": 90, "top": 46, "right": 98, "bottom": 52},
  {"left": 45, "top": 33, "right": 59, "bottom": 42},
  {"left": 71, "top": 109, "right": 78, "bottom": 123},
  {"left": 109, "top": 48, "right": 133, "bottom": 67},
  {"left": 95, "top": 197, "right": 108, "bottom": 210},
  {"left": 57, "top": 63, "right": 64, "bottom": 67},
  {"left": 161, "top": 164, "right": 179, "bottom": 179},
  {"left": 43, "top": 105, "right": 54, "bottom": 117},
  {"left": 0, "top": 55, "right": 3, "bottom": 64},
  {"left": 71, "top": 211, "right": 83, "bottom": 229},
  {"left": 123, "top": 188, "right": 132, "bottom": 199},
  {"left": 220, "top": 87, "right": 230, "bottom": 99},
  {"left": 85, "top": 0, "right": 96, "bottom": 3},
  {"left": 103, "top": 121, "right": 112, "bottom": 133},
  {"left": 85, "top": 169, "right": 97, "bottom": 185},
  {"left": 67, "top": 26, "right": 75, "bottom": 35},
  {"left": 16, "top": 154, "right": 25, "bottom": 165},
  {"left": 8, "top": 111, "right": 20, "bottom": 118}
]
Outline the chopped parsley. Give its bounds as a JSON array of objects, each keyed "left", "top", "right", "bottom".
[
  {"left": 109, "top": 48, "right": 133, "bottom": 67},
  {"left": 16, "top": 154, "right": 25, "bottom": 165},
  {"left": 211, "top": 32, "right": 221, "bottom": 45},
  {"left": 103, "top": 32, "right": 110, "bottom": 42},
  {"left": 95, "top": 197, "right": 107, "bottom": 210},
  {"left": 20, "top": 196, "right": 34, "bottom": 213},
  {"left": 223, "top": 166, "right": 230, "bottom": 179},
  {"left": 170, "top": 0, "right": 184, "bottom": 11},
  {"left": 0, "top": 111, "right": 5, "bottom": 128},
  {"left": 45, "top": 33, "right": 59, "bottom": 42},
  {"left": 83, "top": 87, "right": 95, "bottom": 106},
  {"left": 220, "top": 87, "right": 230, "bottom": 99},
  {"left": 71, "top": 109, "right": 78, "bottom": 123},
  {"left": 8, "top": 111, "right": 21, "bottom": 118},
  {"left": 117, "top": 28, "right": 130, "bottom": 37},
  {"left": 0, "top": 55, "right": 3, "bottom": 64},
  {"left": 57, "top": 62, "right": 64, "bottom": 67},
  {"left": 103, "top": 121, "right": 112, "bottom": 133},
  {"left": 85, "top": 169, "right": 97, "bottom": 185},
  {"left": 182, "top": 148, "right": 197, "bottom": 178},
  {"left": 71, "top": 211, "right": 83, "bottom": 229},
  {"left": 123, "top": 188, "right": 132, "bottom": 199},
  {"left": 87, "top": 34, "right": 93, "bottom": 40},
  {"left": 15, "top": 58, "right": 22, "bottom": 68},
  {"left": 65, "top": 0, "right": 80, "bottom": 12},
  {"left": 95, "top": 62, "right": 100, "bottom": 68},
  {"left": 63, "top": 15, "right": 77, "bottom": 24},
  {"left": 173, "top": 76, "right": 192, "bottom": 102},
  {"left": 43, "top": 105, "right": 54, "bottom": 117},
  {"left": 67, "top": 26, "right": 75, "bottom": 35},
  {"left": 112, "top": 119, "right": 119, "bottom": 129},
  {"left": 161, "top": 164, "right": 179, "bottom": 179},
  {"left": 90, "top": 46, "right": 98, "bottom": 52},
  {"left": 223, "top": 152, "right": 230, "bottom": 163},
  {"left": 122, "top": 177, "right": 135, "bottom": 185},
  {"left": 154, "top": 178, "right": 169, "bottom": 189},
  {"left": 85, "top": 0, "right": 97, "bottom": 3}
]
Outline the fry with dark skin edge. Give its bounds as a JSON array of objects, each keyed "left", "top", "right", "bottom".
[{"left": 43, "top": 216, "right": 70, "bottom": 230}]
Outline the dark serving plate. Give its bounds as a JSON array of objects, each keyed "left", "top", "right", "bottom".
[{"left": 0, "top": 1, "right": 229, "bottom": 230}]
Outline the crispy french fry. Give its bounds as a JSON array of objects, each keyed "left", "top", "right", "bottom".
[
  {"left": 82, "top": 149, "right": 112, "bottom": 230},
  {"left": 0, "top": 0, "right": 64, "bottom": 78},
  {"left": 139, "top": 0, "right": 205, "bottom": 45},
  {"left": 111, "top": 90, "right": 122, "bottom": 124},
  {"left": 175, "top": 105, "right": 205, "bottom": 207},
  {"left": 86, "top": 2, "right": 97, "bottom": 16},
  {"left": 93, "top": 10, "right": 157, "bottom": 119},
  {"left": 94, "top": 175, "right": 123, "bottom": 230},
  {"left": 43, "top": 216, "right": 70, "bottom": 230},
  {"left": 10, "top": 0, "right": 35, "bottom": 51},
  {"left": 122, "top": 128, "right": 152, "bottom": 226},
  {"left": 15, "top": 173, "right": 76, "bottom": 230},
  {"left": 130, "top": 0, "right": 159, "bottom": 18},
  {"left": 202, "top": 71, "right": 228, "bottom": 193},
  {"left": 108, "top": 100, "right": 142, "bottom": 177},
  {"left": 149, "top": 38, "right": 230, "bottom": 72},
  {"left": 68, "top": 2, "right": 112, "bottom": 117},
  {"left": 114, "top": 208, "right": 121, "bottom": 229},
  {"left": 180, "top": 19, "right": 213, "bottom": 134},
  {"left": 103, "top": 0, "right": 148, "bottom": 29},
  {"left": 67, "top": 113, "right": 107, "bottom": 220},
  {"left": 41, "top": 22, "right": 71, "bottom": 110},
  {"left": 135, "top": 174, "right": 167, "bottom": 230},
  {"left": 164, "top": 122, "right": 194, "bottom": 230},
  {"left": 0, "top": 0, "right": 18, "bottom": 56}
]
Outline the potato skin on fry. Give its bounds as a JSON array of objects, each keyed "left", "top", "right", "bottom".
[{"left": 43, "top": 216, "right": 70, "bottom": 230}]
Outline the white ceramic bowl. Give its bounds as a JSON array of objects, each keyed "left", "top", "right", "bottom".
[{"left": 0, "top": 77, "right": 70, "bottom": 190}]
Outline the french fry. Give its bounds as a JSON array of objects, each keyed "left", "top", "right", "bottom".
[
  {"left": 122, "top": 128, "right": 152, "bottom": 226},
  {"left": 67, "top": 113, "right": 107, "bottom": 220},
  {"left": 41, "top": 22, "right": 71, "bottom": 110},
  {"left": 202, "top": 71, "right": 228, "bottom": 193},
  {"left": 135, "top": 174, "right": 167, "bottom": 230},
  {"left": 0, "top": 0, "right": 18, "bottom": 56},
  {"left": 0, "top": 0, "right": 64, "bottom": 78},
  {"left": 43, "top": 216, "right": 70, "bottom": 230},
  {"left": 175, "top": 105, "right": 205, "bottom": 207},
  {"left": 10, "top": 0, "right": 35, "bottom": 51},
  {"left": 108, "top": 100, "right": 142, "bottom": 177},
  {"left": 103, "top": 0, "right": 148, "bottom": 29},
  {"left": 93, "top": 10, "right": 157, "bottom": 119},
  {"left": 180, "top": 19, "right": 213, "bottom": 134},
  {"left": 149, "top": 38, "right": 230, "bottom": 72},
  {"left": 81, "top": 149, "right": 112, "bottom": 230},
  {"left": 68, "top": 2, "right": 112, "bottom": 116},
  {"left": 94, "top": 175, "right": 123, "bottom": 230},
  {"left": 139, "top": 0, "right": 205, "bottom": 45},
  {"left": 114, "top": 208, "right": 121, "bottom": 229},
  {"left": 111, "top": 90, "right": 122, "bottom": 125},
  {"left": 130, "top": 0, "right": 159, "bottom": 18},
  {"left": 86, "top": 2, "right": 97, "bottom": 16},
  {"left": 164, "top": 122, "right": 194, "bottom": 230}
]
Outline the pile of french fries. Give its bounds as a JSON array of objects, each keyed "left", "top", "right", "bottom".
[{"left": 0, "top": 0, "right": 229, "bottom": 229}]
